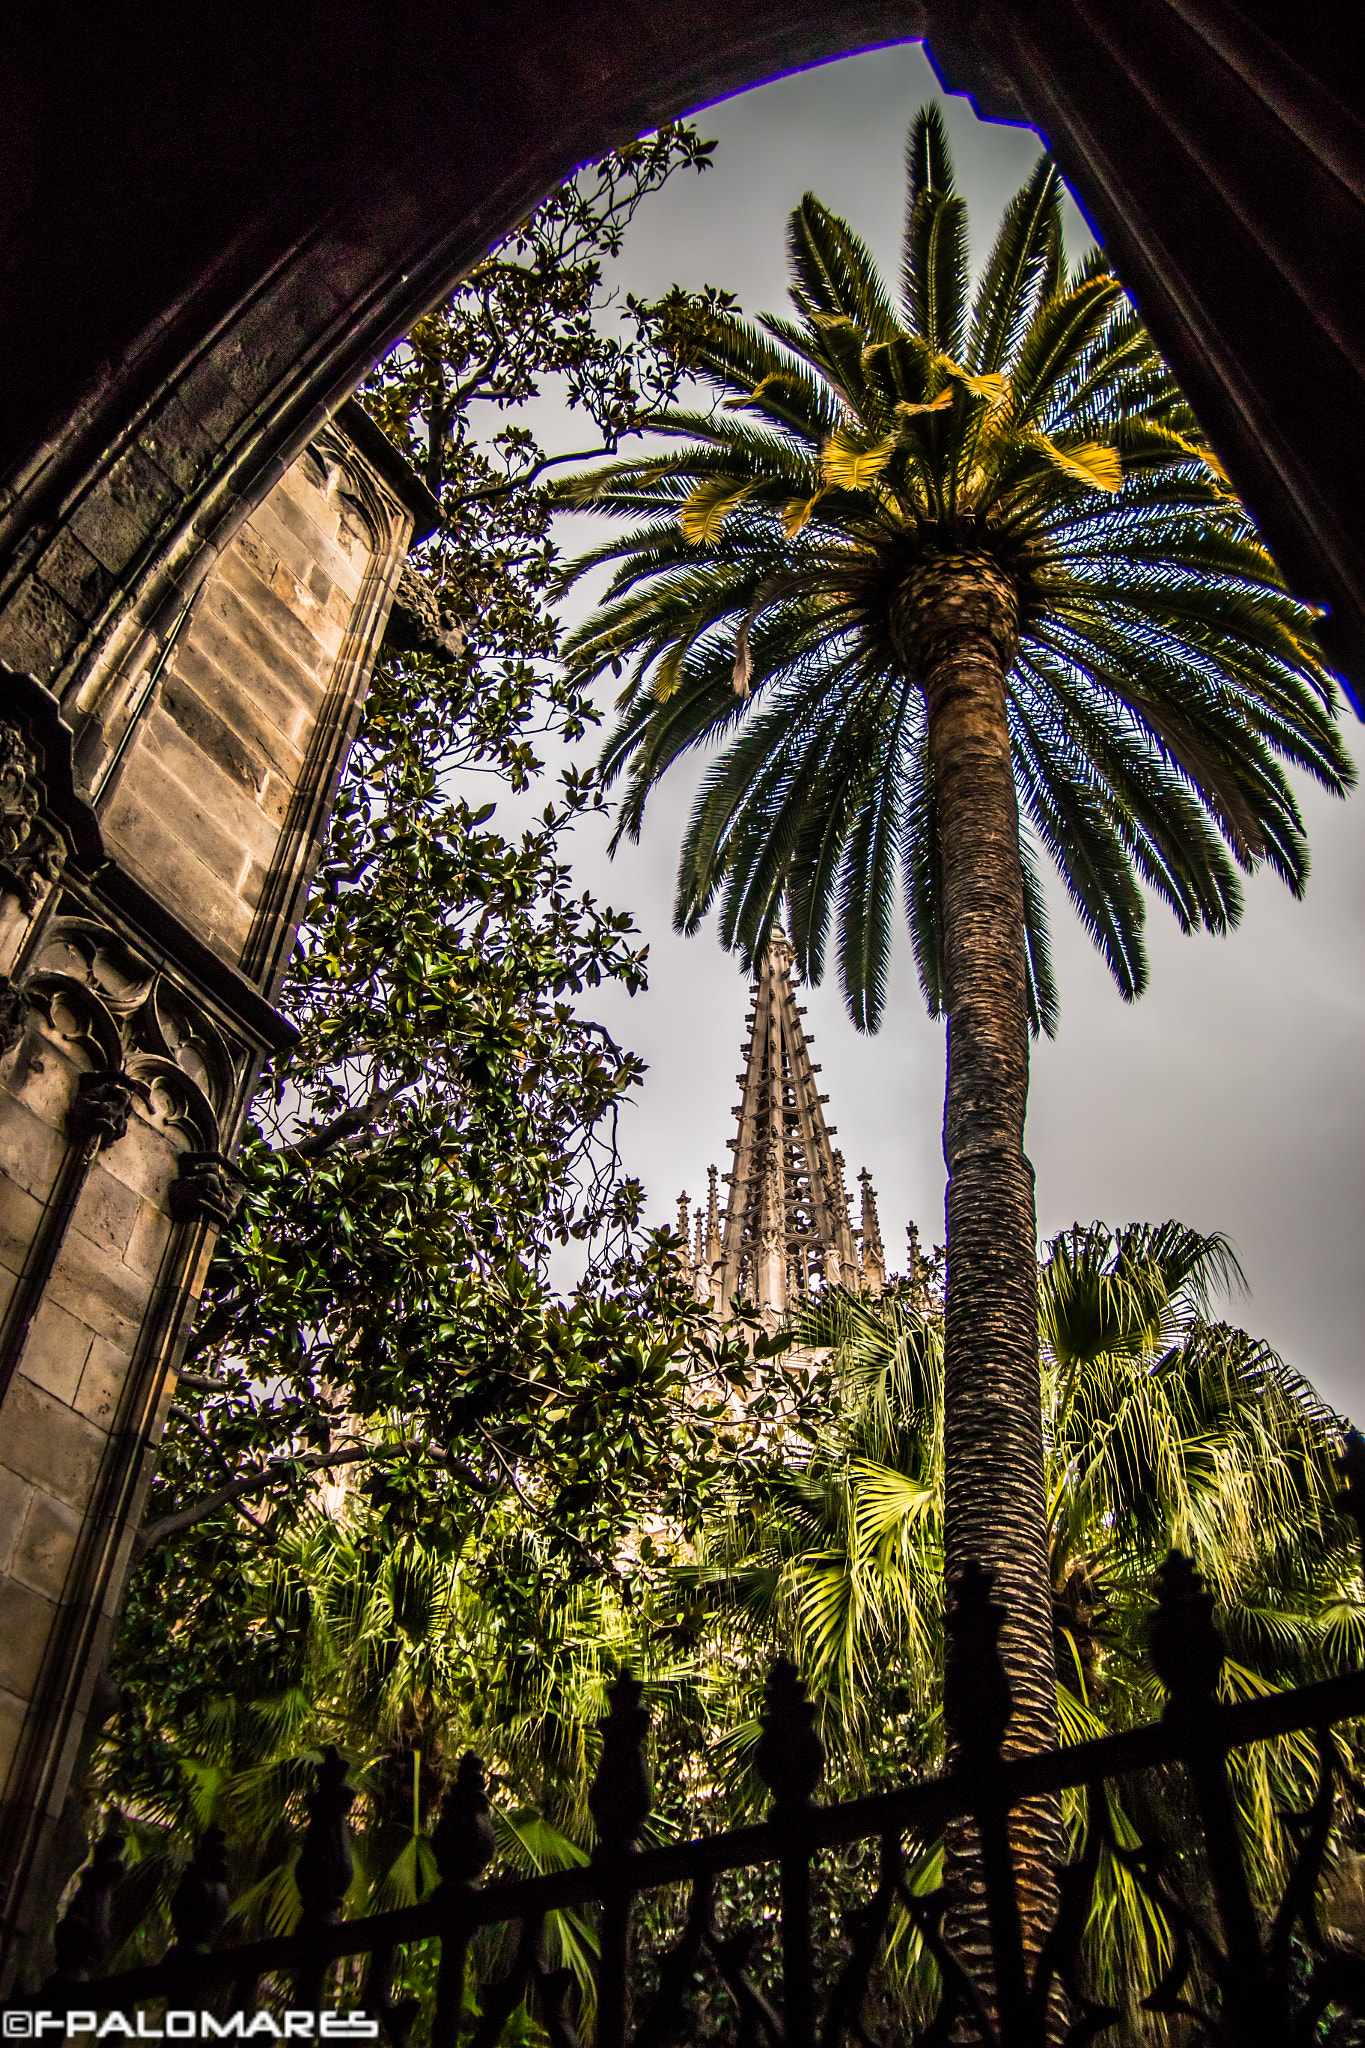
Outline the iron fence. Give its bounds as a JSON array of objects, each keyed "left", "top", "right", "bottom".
[{"left": 20, "top": 1540, "right": 1365, "bottom": 2048}]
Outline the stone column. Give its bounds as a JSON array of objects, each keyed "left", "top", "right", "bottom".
[{"left": 0, "top": 404, "right": 435, "bottom": 1983}]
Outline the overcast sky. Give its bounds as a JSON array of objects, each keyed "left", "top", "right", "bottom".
[{"left": 498, "top": 43, "right": 1365, "bottom": 1418}]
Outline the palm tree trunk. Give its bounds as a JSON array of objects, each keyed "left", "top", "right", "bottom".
[{"left": 897, "top": 556, "right": 1059, "bottom": 2008}]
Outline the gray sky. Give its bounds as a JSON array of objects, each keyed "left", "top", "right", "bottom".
[{"left": 507, "top": 44, "right": 1365, "bottom": 1417}]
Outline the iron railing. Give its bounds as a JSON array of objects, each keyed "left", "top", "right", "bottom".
[{"left": 22, "top": 1544, "right": 1365, "bottom": 2048}]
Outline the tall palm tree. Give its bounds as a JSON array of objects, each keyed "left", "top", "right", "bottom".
[{"left": 556, "top": 105, "right": 1354, "bottom": 1847}]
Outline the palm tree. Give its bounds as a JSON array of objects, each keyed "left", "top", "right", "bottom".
[{"left": 556, "top": 104, "right": 1354, "bottom": 1846}]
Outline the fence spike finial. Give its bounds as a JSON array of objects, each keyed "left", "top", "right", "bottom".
[
  {"left": 589, "top": 1672, "right": 651, "bottom": 1858},
  {"left": 170, "top": 1823, "right": 230, "bottom": 1954},
  {"left": 1150, "top": 1550, "right": 1224, "bottom": 1716},
  {"left": 296, "top": 1745, "right": 355, "bottom": 1932},
  {"left": 432, "top": 1752, "right": 496, "bottom": 1887},
  {"left": 755, "top": 1657, "right": 824, "bottom": 1809},
  {"left": 47, "top": 1818, "right": 125, "bottom": 1987}
]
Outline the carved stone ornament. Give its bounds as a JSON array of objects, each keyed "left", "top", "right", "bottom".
[
  {"left": 66, "top": 1069, "right": 142, "bottom": 1151},
  {"left": 26, "top": 910, "right": 247, "bottom": 1153},
  {"left": 0, "top": 973, "right": 26, "bottom": 1054},
  {"left": 169, "top": 1150, "right": 245, "bottom": 1228},
  {"left": 0, "top": 719, "right": 40, "bottom": 852},
  {"left": 0, "top": 716, "right": 67, "bottom": 910}
]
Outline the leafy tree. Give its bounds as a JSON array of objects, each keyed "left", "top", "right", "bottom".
[
  {"left": 126, "top": 123, "right": 731, "bottom": 1572},
  {"left": 101, "top": 122, "right": 782, "bottom": 1843},
  {"left": 552, "top": 102, "right": 1355, "bottom": 1926}
]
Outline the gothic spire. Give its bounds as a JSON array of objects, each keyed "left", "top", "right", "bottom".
[
  {"left": 858, "top": 1167, "right": 886, "bottom": 1292},
  {"left": 705, "top": 1165, "right": 722, "bottom": 1271},
  {"left": 716, "top": 929, "right": 858, "bottom": 1316}
]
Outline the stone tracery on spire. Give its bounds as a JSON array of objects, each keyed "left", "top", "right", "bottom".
[{"left": 675, "top": 929, "right": 901, "bottom": 1319}]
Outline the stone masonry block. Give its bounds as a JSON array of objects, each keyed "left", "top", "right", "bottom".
[
  {"left": 11, "top": 1491, "right": 82, "bottom": 1604},
  {"left": 174, "top": 353, "right": 249, "bottom": 443},
  {"left": 157, "top": 674, "right": 269, "bottom": 795},
  {"left": 34, "top": 530, "right": 117, "bottom": 624},
  {"left": 0, "top": 575, "right": 85, "bottom": 684},
  {"left": 250, "top": 490, "right": 364, "bottom": 602},
  {"left": 270, "top": 563, "right": 346, "bottom": 665},
  {"left": 136, "top": 392, "right": 218, "bottom": 494},
  {"left": 104, "top": 751, "right": 258, "bottom": 893},
  {"left": 220, "top": 541, "right": 339, "bottom": 671},
  {"left": 72, "top": 1159, "right": 142, "bottom": 1261},
  {"left": 188, "top": 609, "right": 313, "bottom": 743},
  {"left": 217, "top": 272, "right": 345, "bottom": 412},
  {"left": 0, "top": 1682, "right": 25, "bottom": 1788},
  {"left": 95, "top": 1117, "right": 179, "bottom": 1206},
  {"left": 206, "top": 576, "right": 330, "bottom": 701},
  {"left": 140, "top": 711, "right": 286, "bottom": 853},
  {"left": 122, "top": 1196, "right": 172, "bottom": 1286},
  {"left": 20, "top": 1296, "right": 95, "bottom": 1406},
  {"left": 2, "top": 1377, "right": 107, "bottom": 1512},
  {"left": 231, "top": 523, "right": 281, "bottom": 592},
  {"left": 48, "top": 1220, "right": 145, "bottom": 1351},
  {"left": 101, "top": 797, "right": 248, "bottom": 959},
  {"left": 8, "top": 1034, "right": 87, "bottom": 1140},
  {"left": 0, "top": 1575, "right": 54, "bottom": 1704},
  {"left": 170, "top": 641, "right": 304, "bottom": 781},
  {"left": 0, "top": 1465, "right": 34, "bottom": 1576},
  {"left": 74, "top": 1335, "right": 134, "bottom": 1432},
  {"left": 68, "top": 445, "right": 179, "bottom": 577},
  {"left": 0, "top": 1167, "right": 48, "bottom": 1275},
  {"left": 0, "top": 1102, "right": 68, "bottom": 1218}
]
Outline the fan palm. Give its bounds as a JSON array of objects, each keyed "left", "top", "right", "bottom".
[
  {"left": 556, "top": 106, "right": 1354, "bottom": 1825},
  {"left": 673, "top": 1224, "right": 1359, "bottom": 2030}
]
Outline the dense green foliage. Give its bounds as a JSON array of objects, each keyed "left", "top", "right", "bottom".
[{"left": 99, "top": 1216, "right": 1360, "bottom": 2038}]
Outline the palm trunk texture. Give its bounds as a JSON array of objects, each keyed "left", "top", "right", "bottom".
[{"left": 897, "top": 557, "right": 1061, "bottom": 2011}]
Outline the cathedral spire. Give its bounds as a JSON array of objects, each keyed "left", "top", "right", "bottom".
[
  {"left": 705, "top": 1164, "right": 722, "bottom": 1271},
  {"left": 715, "top": 928, "right": 858, "bottom": 1316},
  {"left": 858, "top": 1167, "right": 886, "bottom": 1292}
]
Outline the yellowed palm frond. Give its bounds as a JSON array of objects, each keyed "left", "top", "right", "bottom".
[
  {"left": 821, "top": 428, "right": 898, "bottom": 491},
  {"left": 893, "top": 390, "right": 955, "bottom": 422},
  {"left": 651, "top": 636, "right": 692, "bottom": 702},
  {"left": 679, "top": 475, "right": 755, "bottom": 544},
  {"left": 1033, "top": 434, "right": 1124, "bottom": 493},
  {"left": 953, "top": 369, "right": 1010, "bottom": 405},
  {"left": 782, "top": 493, "right": 825, "bottom": 537}
]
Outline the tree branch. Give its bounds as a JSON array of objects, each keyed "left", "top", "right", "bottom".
[
  {"left": 136, "top": 1438, "right": 498, "bottom": 1559},
  {"left": 135, "top": 1447, "right": 378, "bottom": 1559},
  {"left": 175, "top": 1371, "right": 231, "bottom": 1396},
  {"left": 280, "top": 1082, "right": 405, "bottom": 1164},
  {"left": 442, "top": 443, "right": 625, "bottom": 510},
  {"left": 476, "top": 1429, "right": 620, "bottom": 1583}
]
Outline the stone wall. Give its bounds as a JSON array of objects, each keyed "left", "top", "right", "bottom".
[{"left": 0, "top": 406, "right": 433, "bottom": 1981}]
